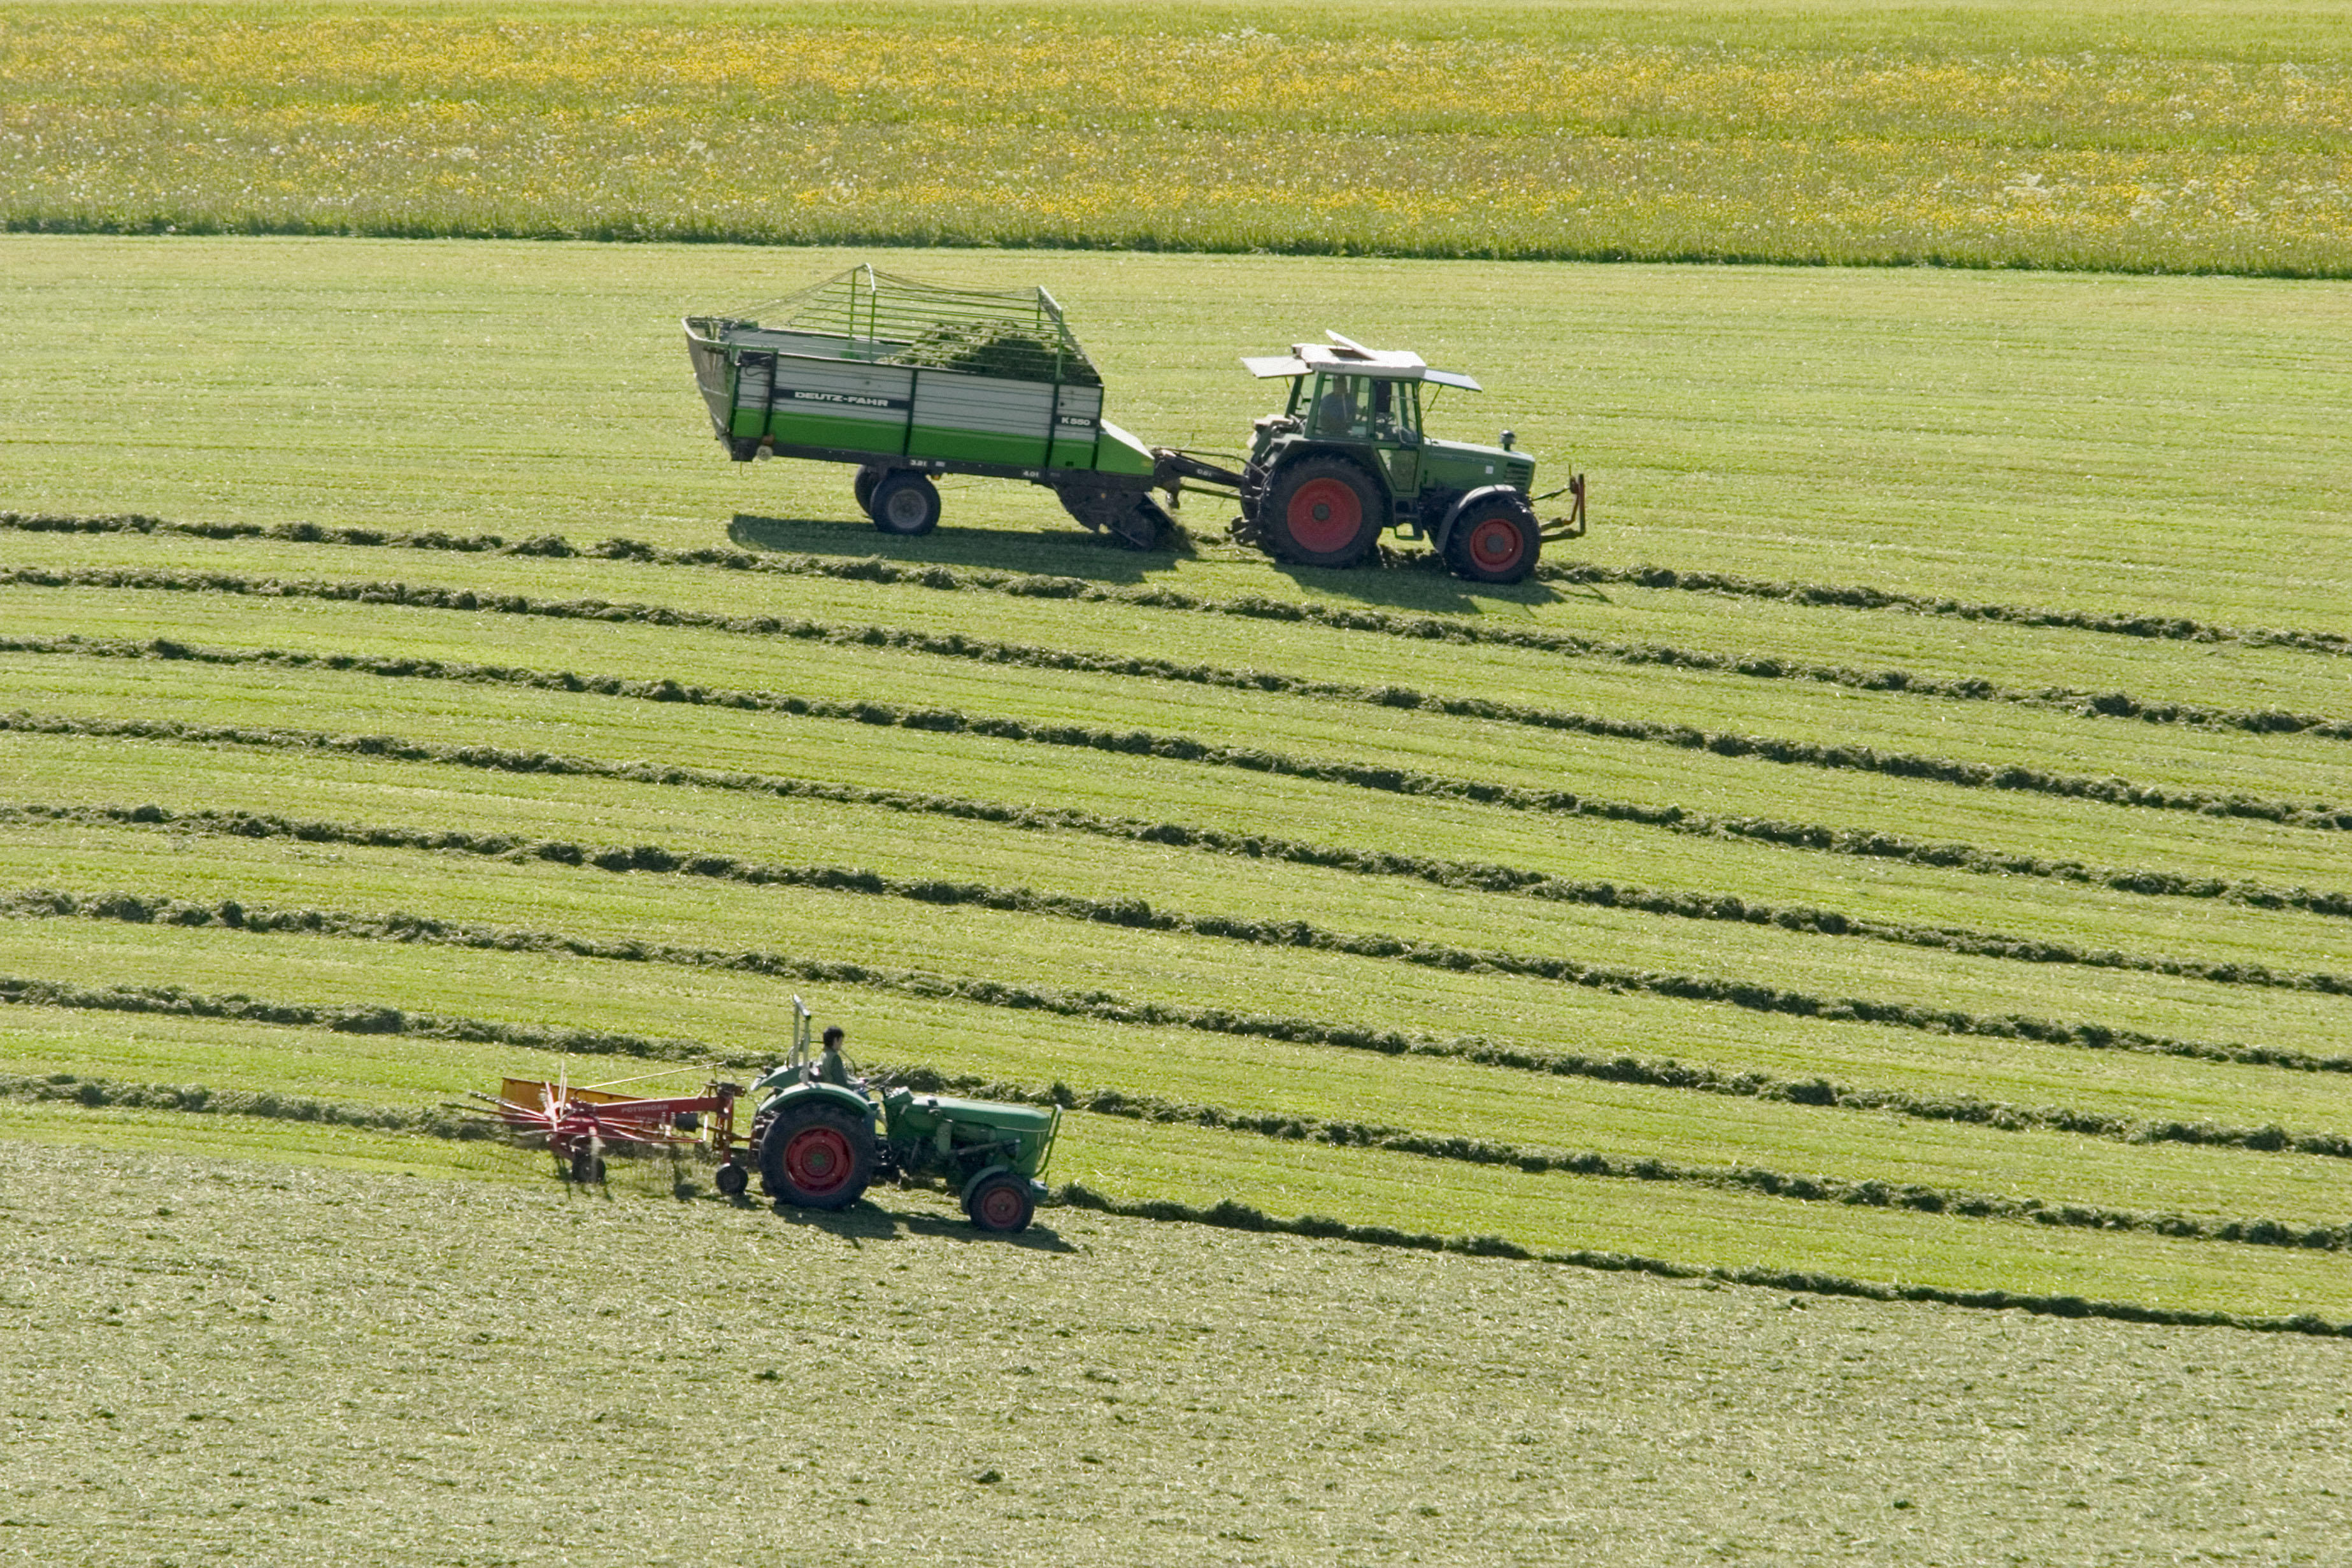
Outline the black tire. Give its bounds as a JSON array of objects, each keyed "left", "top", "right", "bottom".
[
  {"left": 759, "top": 1101, "right": 875, "bottom": 1209},
  {"left": 1444, "top": 499, "right": 1541, "bottom": 585},
  {"left": 713, "top": 1161, "right": 750, "bottom": 1198},
  {"left": 1263, "top": 457, "right": 1383, "bottom": 567},
  {"left": 569, "top": 1148, "right": 606, "bottom": 1184},
  {"left": 966, "top": 1171, "right": 1034, "bottom": 1234},
  {"left": 852, "top": 465, "right": 887, "bottom": 519},
  {"left": 727, "top": 438, "right": 760, "bottom": 463},
  {"left": 869, "top": 471, "right": 941, "bottom": 536}
]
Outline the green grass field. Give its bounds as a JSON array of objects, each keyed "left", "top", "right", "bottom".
[
  {"left": 4, "top": 0, "right": 2351, "bottom": 273},
  {"left": 2, "top": 64, "right": 2350, "bottom": 1555}
]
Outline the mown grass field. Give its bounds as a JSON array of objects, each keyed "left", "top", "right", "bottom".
[
  {"left": 3, "top": 222, "right": 2350, "bottom": 1562},
  {"left": 4, "top": 0, "right": 2351, "bottom": 273},
  {"left": 14, "top": 1143, "right": 2352, "bottom": 1567}
]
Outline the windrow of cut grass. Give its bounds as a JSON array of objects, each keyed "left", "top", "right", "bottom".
[
  {"left": 6, "top": 590, "right": 2344, "bottom": 900},
  {"left": 11, "top": 646, "right": 2351, "bottom": 978},
  {"left": 8, "top": 990, "right": 2352, "bottom": 1327},
  {"left": 4, "top": 566, "right": 2344, "bottom": 830},
  {"left": 11, "top": 937, "right": 2352, "bottom": 1239},
  {"left": 17, "top": 1058, "right": 2352, "bottom": 1260},
  {"left": 10, "top": 960, "right": 2349, "bottom": 1164},
  {"left": 5, "top": 801, "right": 2341, "bottom": 1080},
  {"left": 10, "top": 850, "right": 2352, "bottom": 1151},
  {"left": 11, "top": 512, "right": 2351, "bottom": 731},
  {"left": 5, "top": 730, "right": 2341, "bottom": 1003}
]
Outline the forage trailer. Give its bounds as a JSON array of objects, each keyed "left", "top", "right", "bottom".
[
  {"left": 685, "top": 264, "right": 1173, "bottom": 548},
  {"left": 480, "top": 1000, "right": 1059, "bottom": 1234}
]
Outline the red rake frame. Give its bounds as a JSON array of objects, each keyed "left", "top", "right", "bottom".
[{"left": 475, "top": 1074, "right": 744, "bottom": 1180}]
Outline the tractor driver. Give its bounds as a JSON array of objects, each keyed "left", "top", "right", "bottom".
[
  {"left": 1314, "top": 376, "right": 1359, "bottom": 437},
  {"left": 816, "top": 1025, "right": 853, "bottom": 1087}
]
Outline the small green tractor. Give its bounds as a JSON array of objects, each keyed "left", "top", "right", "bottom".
[
  {"left": 713, "top": 1001, "right": 1060, "bottom": 1234},
  {"left": 1155, "top": 333, "right": 1585, "bottom": 585}
]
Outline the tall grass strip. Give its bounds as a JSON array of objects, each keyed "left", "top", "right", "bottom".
[
  {"left": 8, "top": 650, "right": 2350, "bottom": 919},
  {"left": 3, "top": 568, "right": 2346, "bottom": 828},
  {"left": 5, "top": 13, "right": 2350, "bottom": 278}
]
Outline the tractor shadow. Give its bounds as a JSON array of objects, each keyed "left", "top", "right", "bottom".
[
  {"left": 706, "top": 1188, "right": 1079, "bottom": 1253},
  {"left": 1267, "top": 556, "right": 1577, "bottom": 617},
  {"left": 727, "top": 513, "right": 1185, "bottom": 587}
]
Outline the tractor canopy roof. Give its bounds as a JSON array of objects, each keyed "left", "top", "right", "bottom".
[{"left": 1241, "top": 332, "right": 1483, "bottom": 391}]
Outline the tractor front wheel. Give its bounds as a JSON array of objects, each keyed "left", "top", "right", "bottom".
[
  {"left": 966, "top": 1171, "right": 1036, "bottom": 1235},
  {"left": 1264, "top": 457, "right": 1383, "bottom": 568},
  {"left": 759, "top": 1102, "right": 876, "bottom": 1209},
  {"left": 1444, "top": 500, "right": 1540, "bottom": 585},
  {"left": 869, "top": 471, "right": 941, "bottom": 537}
]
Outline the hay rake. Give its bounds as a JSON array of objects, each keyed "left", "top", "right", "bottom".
[{"left": 471, "top": 1067, "right": 744, "bottom": 1184}]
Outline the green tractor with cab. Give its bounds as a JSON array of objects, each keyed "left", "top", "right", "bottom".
[
  {"left": 1155, "top": 333, "right": 1585, "bottom": 584},
  {"left": 714, "top": 1000, "right": 1059, "bottom": 1235}
]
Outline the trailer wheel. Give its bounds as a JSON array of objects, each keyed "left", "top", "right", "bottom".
[
  {"left": 869, "top": 471, "right": 941, "bottom": 536},
  {"left": 966, "top": 1171, "right": 1034, "bottom": 1234},
  {"left": 1444, "top": 500, "right": 1540, "bottom": 585},
  {"left": 852, "top": 466, "right": 886, "bottom": 519},
  {"left": 1264, "top": 457, "right": 1383, "bottom": 567},
  {"left": 760, "top": 1101, "right": 874, "bottom": 1209}
]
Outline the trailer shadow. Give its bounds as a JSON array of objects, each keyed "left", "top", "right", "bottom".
[{"left": 727, "top": 513, "right": 1185, "bottom": 586}]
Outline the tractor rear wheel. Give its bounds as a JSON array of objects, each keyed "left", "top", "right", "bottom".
[
  {"left": 966, "top": 1171, "right": 1035, "bottom": 1235},
  {"left": 852, "top": 465, "right": 887, "bottom": 518},
  {"left": 1264, "top": 457, "right": 1383, "bottom": 567},
  {"left": 1444, "top": 499, "right": 1540, "bottom": 585},
  {"left": 759, "top": 1101, "right": 875, "bottom": 1209},
  {"left": 869, "top": 471, "right": 941, "bottom": 536}
]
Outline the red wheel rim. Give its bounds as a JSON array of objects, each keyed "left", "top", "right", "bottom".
[
  {"left": 975, "top": 1182, "right": 1027, "bottom": 1229},
  {"left": 1285, "top": 478, "right": 1364, "bottom": 554},
  {"left": 783, "top": 1125, "right": 855, "bottom": 1195},
  {"left": 1464, "top": 516, "right": 1527, "bottom": 573}
]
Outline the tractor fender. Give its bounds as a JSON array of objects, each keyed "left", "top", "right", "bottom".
[
  {"left": 1434, "top": 484, "right": 1534, "bottom": 554},
  {"left": 959, "top": 1163, "right": 1018, "bottom": 1211},
  {"left": 755, "top": 1080, "right": 877, "bottom": 1126}
]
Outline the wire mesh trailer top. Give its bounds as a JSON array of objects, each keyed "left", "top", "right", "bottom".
[{"left": 685, "top": 265, "right": 1118, "bottom": 473}]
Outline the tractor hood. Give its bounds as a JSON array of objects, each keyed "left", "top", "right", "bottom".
[
  {"left": 1422, "top": 436, "right": 1537, "bottom": 490},
  {"left": 891, "top": 1092, "right": 1058, "bottom": 1132}
]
